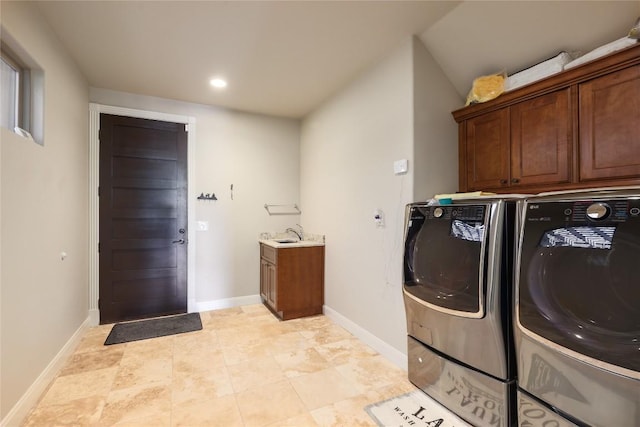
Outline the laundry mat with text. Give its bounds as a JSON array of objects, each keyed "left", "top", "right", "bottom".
[{"left": 366, "top": 390, "right": 472, "bottom": 427}]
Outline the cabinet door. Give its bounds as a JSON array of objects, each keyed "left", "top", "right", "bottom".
[
  {"left": 267, "top": 263, "right": 277, "bottom": 307},
  {"left": 260, "top": 259, "right": 268, "bottom": 301},
  {"left": 511, "top": 89, "right": 571, "bottom": 187},
  {"left": 465, "top": 108, "right": 510, "bottom": 190},
  {"left": 579, "top": 65, "right": 640, "bottom": 181}
]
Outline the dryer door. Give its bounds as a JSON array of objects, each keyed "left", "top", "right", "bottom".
[{"left": 517, "top": 198, "right": 640, "bottom": 377}]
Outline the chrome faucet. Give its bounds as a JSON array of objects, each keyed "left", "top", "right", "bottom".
[{"left": 285, "top": 224, "right": 304, "bottom": 241}]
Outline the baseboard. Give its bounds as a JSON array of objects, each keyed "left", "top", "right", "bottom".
[
  {"left": 86, "top": 295, "right": 262, "bottom": 326},
  {"left": 323, "top": 305, "right": 408, "bottom": 371},
  {"left": 192, "top": 294, "right": 262, "bottom": 313},
  {"left": 88, "top": 308, "right": 100, "bottom": 326},
  {"left": 1, "top": 317, "right": 91, "bottom": 427}
]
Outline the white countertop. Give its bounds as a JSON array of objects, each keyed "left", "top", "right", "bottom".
[
  {"left": 258, "top": 231, "right": 325, "bottom": 248},
  {"left": 259, "top": 239, "right": 325, "bottom": 248}
]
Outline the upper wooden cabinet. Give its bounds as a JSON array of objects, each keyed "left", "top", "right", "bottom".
[
  {"left": 579, "top": 64, "right": 640, "bottom": 182},
  {"left": 453, "top": 43, "right": 640, "bottom": 193}
]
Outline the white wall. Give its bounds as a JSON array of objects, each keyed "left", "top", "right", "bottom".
[
  {"left": 300, "top": 38, "right": 415, "bottom": 359},
  {"left": 89, "top": 89, "right": 301, "bottom": 308},
  {"left": 300, "top": 36, "right": 460, "bottom": 363},
  {"left": 412, "top": 37, "right": 461, "bottom": 200},
  {"left": 0, "top": 1, "right": 89, "bottom": 420}
]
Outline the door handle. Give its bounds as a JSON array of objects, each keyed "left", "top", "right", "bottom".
[{"left": 172, "top": 239, "right": 185, "bottom": 244}]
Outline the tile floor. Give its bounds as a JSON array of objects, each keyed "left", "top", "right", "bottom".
[{"left": 23, "top": 304, "right": 416, "bottom": 426}]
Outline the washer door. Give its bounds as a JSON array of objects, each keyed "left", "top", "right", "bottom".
[{"left": 403, "top": 204, "right": 487, "bottom": 317}]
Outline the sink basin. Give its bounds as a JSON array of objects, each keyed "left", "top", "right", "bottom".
[{"left": 273, "top": 238, "right": 299, "bottom": 244}]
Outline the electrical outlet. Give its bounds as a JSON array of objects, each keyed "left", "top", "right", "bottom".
[
  {"left": 374, "top": 209, "right": 385, "bottom": 228},
  {"left": 197, "top": 221, "right": 209, "bottom": 231}
]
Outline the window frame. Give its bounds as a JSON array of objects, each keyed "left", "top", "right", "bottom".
[{"left": 1, "top": 42, "right": 30, "bottom": 131}]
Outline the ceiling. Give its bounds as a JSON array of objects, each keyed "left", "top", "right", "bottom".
[{"left": 34, "top": 1, "right": 640, "bottom": 119}]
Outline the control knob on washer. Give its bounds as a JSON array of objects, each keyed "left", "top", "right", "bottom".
[{"left": 586, "top": 202, "right": 611, "bottom": 221}]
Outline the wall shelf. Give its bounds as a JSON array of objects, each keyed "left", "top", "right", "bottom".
[{"left": 264, "top": 203, "right": 301, "bottom": 215}]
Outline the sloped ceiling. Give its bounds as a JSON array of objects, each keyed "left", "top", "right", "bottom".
[
  {"left": 32, "top": 1, "right": 640, "bottom": 118},
  {"left": 420, "top": 1, "right": 640, "bottom": 98}
]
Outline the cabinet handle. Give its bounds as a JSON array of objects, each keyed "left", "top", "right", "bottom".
[
  {"left": 500, "top": 179, "right": 508, "bottom": 185},
  {"left": 511, "top": 178, "right": 520, "bottom": 184}
]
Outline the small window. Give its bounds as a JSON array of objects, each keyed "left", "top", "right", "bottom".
[
  {"left": 1, "top": 46, "right": 22, "bottom": 130},
  {"left": 1, "top": 40, "right": 43, "bottom": 145}
]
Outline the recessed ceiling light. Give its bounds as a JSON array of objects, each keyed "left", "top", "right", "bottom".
[{"left": 210, "top": 78, "right": 228, "bottom": 88}]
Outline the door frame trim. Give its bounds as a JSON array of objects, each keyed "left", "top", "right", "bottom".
[{"left": 88, "top": 103, "right": 196, "bottom": 325}]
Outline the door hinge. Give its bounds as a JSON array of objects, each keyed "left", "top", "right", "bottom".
[
  {"left": 97, "top": 186, "right": 100, "bottom": 197},
  {"left": 98, "top": 242, "right": 100, "bottom": 253},
  {"left": 98, "top": 129, "right": 102, "bottom": 142},
  {"left": 184, "top": 124, "right": 189, "bottom": 133}
]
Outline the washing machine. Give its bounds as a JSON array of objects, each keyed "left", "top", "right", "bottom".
[
  {"left": 403, "top": 196, "right": 524, "bottom": 426},
  {"left": 514, "top": 187, "right": 640, "bottom": 426}
]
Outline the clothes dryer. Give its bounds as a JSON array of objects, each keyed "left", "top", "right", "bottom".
[{"left": 514, "top": 187, "right": 640, "bottom": 427}]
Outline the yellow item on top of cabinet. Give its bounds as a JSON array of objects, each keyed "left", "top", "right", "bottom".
[{"left": 465, "top": 72, "right": 506, "bottom": 106}]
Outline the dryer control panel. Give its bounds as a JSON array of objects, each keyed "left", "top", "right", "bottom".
[{"left": 526, "top": 198, "right": 640, "bottom": 224}]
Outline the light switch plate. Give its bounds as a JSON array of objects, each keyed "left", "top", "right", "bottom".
[
  {"left": 197, "top": 221, "right": 209, "bottom": 231},
  {"left": 394, "top": 159, "right": 408, "bottom": 175}
]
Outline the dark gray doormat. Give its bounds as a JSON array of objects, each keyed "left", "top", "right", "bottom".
[{"left": 104, "top": 312, "right": 202, "bottom": 345}]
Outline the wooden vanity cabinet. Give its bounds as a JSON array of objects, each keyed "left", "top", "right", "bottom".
[
  {"left": 259, "top": 243, "right": 324, "bottom": 321},
  {"left": 454, "top": 44, "right": 640, "bottom": 193}
]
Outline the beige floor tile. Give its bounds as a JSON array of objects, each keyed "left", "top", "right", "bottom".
[
  {"left": 335, "top": 355, "right": 406, "bottom": 393},
  {"left": 207, "top": 306, "right": 245, "bottom": 317},
  {"left": 113, "top": 412, "right": 171, "bottom": 426},
  {"left": 286, "top": 315, "right": 335, "bottom": 332},
  {"left": 173, "top": 328, "right": 218, "bottom": 347},
  {"left": 265, "top": 412, "right": 319, "bottom": 427},
  {"left": 311, "top": 394, "right": 378, "bottom": 427},
  {"left": 172, "top": 366, "right": 234, "bottom": 404},
  {"left": 236, "top": 380, "right": 307, "bottom": 427},
  {"left": 204, "top": 313, "right": 253, "bottom": 330},
  {"left": 23, "top": 396, "right": 105, "bottom": 426},
  {"left": 38, "top": 367, "right": 118, "bottom": 407},
  {"left": 60, "top": 346, "right": 124, "bottom": 376},
  {"left": 227, "top": 356, "right": 287, "bottom": 393},
  {"left": 112, "top": 356, "right": 172, "bottom": 390},
  {"left": 120, "top": 336, "right": 174, "bottom": 362},
  {"left": 273, "top": 347, "right": 331, "bottom": 378},
  {"left": 241, "top": 304, "right": 272, "bottom": 316},
  {"left": 22, "top": 310, "right": 421, "bottom": 427},
  {"left": 314, "top": 338, "right": 377, "bottom": 365},
  {"left": 99, "top": 384, "right": 171, "bottom": 426},
  {"left": 221, "top": 338, "right": 273, "bottom": 365},
  {"left": 289, "top": 368, "right": 361, "bottom": 410},
  {"left": 366, "top": 379, "right": 417, "bottom": 402},
  {"left": 171, "top": 394, "right": 243, "bottom": 427},
  {"left": 299, "top": 324, "right": 353, "bottom": 346},
  {"left": 217, "top": 324, "right": 270, "bottom": 346},
  {"left": 174, "top": 346, "right": 226, "bottom": 375},
  {"left": 75, "top": 333, "right": 112, "bottom": 354},
  {"left": 258, "top": 319, "right": 305, "bottom": 336},
  {"left": 264, "top": 331, "right": 314, "bottom": 356}
]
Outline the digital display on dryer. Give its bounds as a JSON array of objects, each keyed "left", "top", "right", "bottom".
[{"left": 539, "top": 226, "right": 616, "bottom": 250}]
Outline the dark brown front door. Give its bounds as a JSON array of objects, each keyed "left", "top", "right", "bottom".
[{"left": 99, "top": 114, "right": 188, "bottom": 324}]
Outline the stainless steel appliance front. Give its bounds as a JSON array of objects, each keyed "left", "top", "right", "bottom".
[
  {"left": 403, "top": 198, "right": 520, "bottom": 426},
  {"left": 514, "top": 188, "right": 640, "bottom": 427}
]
